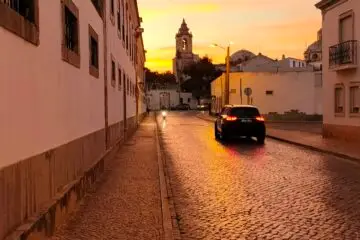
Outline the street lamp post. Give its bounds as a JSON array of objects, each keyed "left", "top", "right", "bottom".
[
  {"left": 211, "top": 42, "right": 232, "bottom": 106},
  {"left": 225, "top": 45, "right": 230, "bottom": 105}
]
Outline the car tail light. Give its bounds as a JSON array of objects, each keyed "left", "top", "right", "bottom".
[
  {"left": 255, "top": 116, "right": 265, "bottom": 122},
  {"left": 226, "top": 116, "right": 237, "bottom": 121}
]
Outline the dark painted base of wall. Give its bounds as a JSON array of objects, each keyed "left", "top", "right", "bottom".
[
  {"left": 323, "top": 123, "right": 360, "bottom": 142},
  {"left": 2, "top": 115, "right": 147, "bottom": 240}
]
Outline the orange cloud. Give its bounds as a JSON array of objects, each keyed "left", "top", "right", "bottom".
[{"left": 138, "top": 0, "right": 322, "bottom": 72}]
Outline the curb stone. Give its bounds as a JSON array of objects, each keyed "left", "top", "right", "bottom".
[
  {"left": 196, "top": 114, "right": 360, "bottom": 163},
  {"left": 266, "top": 135, "right": 360, "bottom": 163},
  {"left": 155, "top": 114, "right": 181, "bottom": 240}
]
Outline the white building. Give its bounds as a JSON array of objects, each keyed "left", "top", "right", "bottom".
[
  {"left": 316, "top": 0, "right": 360, "bottom": 142},
  {"left": 147, "top": 89, "right": 197, "bottom": 110},
  {"left": 279, "top": 56, "right": 307, "bottom": 69},
  {"left": 235, "top": 53, "right": 312, "bottom": 73},
  {"left": 0, "top": 0, "right": 145, "bottom": 238},
  {"left": 237, "top": 53, "right": 275, "bottom": 72},
  {"left": 211, "top": 72, "right": 322, "bottom": 116}
]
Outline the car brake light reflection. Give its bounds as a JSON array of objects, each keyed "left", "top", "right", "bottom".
[
  {"left": 256, "top": 116, "right": 265, "bottom": 122},
  {"left": 226, "top": 116, "right": 237, "bottom": 121}
]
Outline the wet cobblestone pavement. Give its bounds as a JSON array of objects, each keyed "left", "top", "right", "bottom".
[
  {"left": 51, "top": 117, "right": 163, "bottom": 240},
  {"left": 159, "top": 112, "right": 360, "bottom": 240}
]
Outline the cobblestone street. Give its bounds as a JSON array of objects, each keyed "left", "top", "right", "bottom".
[
  {"left": 160, "top": 112, "right": 360, "bottom": 240},
  {"left": 51, "top": 116, "right": 163, "bottom": 240}
]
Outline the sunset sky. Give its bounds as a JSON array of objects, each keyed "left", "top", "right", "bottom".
[{"left": 137, "top": 0, "right": 322, "bottom": 72}]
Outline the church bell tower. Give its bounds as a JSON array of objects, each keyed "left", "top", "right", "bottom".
[
  {"left": 173, "top": 19, "right": 198, "bottom": 83},
  {"left": 176, "top": 19, "right": 193, "bottom": 56}
]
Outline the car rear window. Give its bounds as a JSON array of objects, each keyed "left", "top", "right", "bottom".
[{"left": 230, "top": 107, "right": 260, "bottom": 117}]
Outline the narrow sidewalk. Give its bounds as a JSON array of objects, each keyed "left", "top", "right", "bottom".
[
  {"left": 197, "top": 113, "right": 360, "bottom": 162},
  {"left": 51, "top": 115, "right": 165, "bottom": 240}
]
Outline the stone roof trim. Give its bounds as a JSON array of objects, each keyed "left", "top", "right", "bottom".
[
  {"left": 284, "top": 57, "right": 303, "bottom": 61},
  {"left": 315, "top": 0, "right": 345, "bottom": 10}
]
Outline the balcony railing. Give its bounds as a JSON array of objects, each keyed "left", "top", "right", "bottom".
[{"left": 329, "top": 40, "right": 358, "bottom": 69}]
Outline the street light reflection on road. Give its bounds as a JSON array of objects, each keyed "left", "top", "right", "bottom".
[{"left": 162, "top": 119, "right": 167, "bottom": 129}]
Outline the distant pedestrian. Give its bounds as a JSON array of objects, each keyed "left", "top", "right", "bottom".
[{"left": 146, "top": 107, "right": 150, "bottom": 114}]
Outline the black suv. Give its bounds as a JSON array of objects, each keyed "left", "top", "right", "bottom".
[{"left": 215, "top": 105, "right": 266, "bottom": 144}]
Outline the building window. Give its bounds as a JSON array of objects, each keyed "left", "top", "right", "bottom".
[
  {"left": 312, "top": 53, "right": 318, "bottom": 61},
  {"left": 117, "top": 0, "right": 121, "bottom": 34},
  {"left": 129, "top": 30, "right": 132, "bottom": 57},
  {"left": 135, "top": 42, "right": 138, "bottom": 64},
  {"left": 118, "top": 67, "right": 122, "bottom": 90},
  {"left": 89, "top": 25, "right": 99, "bottom": 78},
  {"left": 110, "top": 0, "right": 114, "bottom": 15},
  {"left": 266, "top": 90, "right": 274, "bottom": 95},
  {"left": 127, "top": 77, "right": 130, "bottom": 95},
  {"left": 121, "top": 0, "right": 125, "bottom": 42},
  {"left": 111, "top": 58, "right": 116, "bottom": 87},
  {"left": 339, "top": 11, "right": 354, "bottom": 43},
  {"left": 64, "top": 8, "right": 77, "bottom": 52},
  {"left": 350, "top": 85, "right": 360, "bottom": 115},
  {"left": 334, "top": 85, "right": 345, "bottom": 115},
  {"left": 125, "top": 13, "right": 129, "bottom": 51},
  {"left": 109, "top": 0, "right": 115, "bottom": 25},
  {"left": 61, "top": 0, "right": 80, "bottom": 68},
  {"left": 0, "top": 0, "right": 39, "bottom": 45},
  {"left": 90, "top": 37, "right": 98, "bottom": 68},
  {"left": 132, "top": 82, "right": 134, "bottom": 96},
  {"left": 126, "top": 18, "right": 130, "bottom": 51},
  {"left": 91, "top": 0, "right": 103, "bottom": 17},
  {"left": 123, "top": 72, "right": 126, "bottom": 90},
  {"left": 182, "top": 39, "right": 187, "bottom": 51}
]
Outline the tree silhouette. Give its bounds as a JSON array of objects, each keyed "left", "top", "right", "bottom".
[
  {"left": 181, "top": 57, "right": 222, "bottom": 102},
  {"left": 145, "top": 68, "right": 176, "bottom": 90}
]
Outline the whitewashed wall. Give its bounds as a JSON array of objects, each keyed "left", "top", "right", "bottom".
[
  {"left": 211, "top": 72, "right": 322, "bottom": 115},
  {"left": 0, "top": 0, "right": 105, "bottom": 168},
  {"left": 106, "top": 0, "right": 138, "bottom": 125},
  {"left": 147, "top": 90, "right": 197, "bottom": 110}
]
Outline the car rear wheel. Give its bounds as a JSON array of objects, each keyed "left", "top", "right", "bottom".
[
  {"left": 215, "top": 124, "right": 220, "bottom": 140},
  {"left": 220, "top": 129, "right": 229, "bottom": 141},
  {"left": 257, "top": 135, "right": 265, "bottom": 144}
]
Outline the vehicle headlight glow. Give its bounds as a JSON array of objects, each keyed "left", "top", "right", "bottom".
[{"left": 162, "top": 111, "right": 167, "bottom": 116}]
